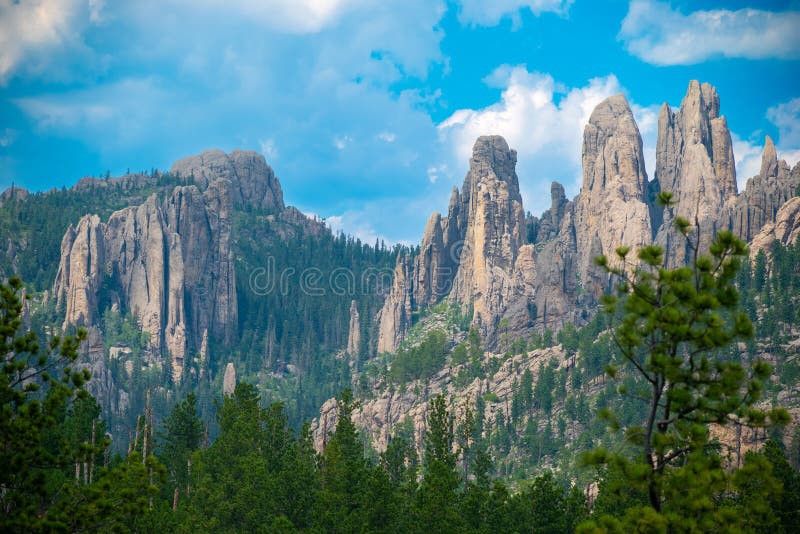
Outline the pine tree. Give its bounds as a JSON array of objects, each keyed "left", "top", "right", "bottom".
[
  {"left": 417, "top": 394, "right": 463, "bottom": 533},
  {"left": 0, "top": 276, "right": 158, "bottom": 531},
  {"left": 583, "top": 195, "right": 790, "bottom": 528},
  {"left": 158, "top": 392, "right": 203, "bottom": 503}
]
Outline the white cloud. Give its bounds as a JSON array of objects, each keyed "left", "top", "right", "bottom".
[
  {"left": 0, "top": 0, "right": 102, "bottom": 84},
  {"left": 619, "top": 0, "right": 800, "bottom": 65},
  {"left": 0, "top": 128, "right": 17, "bottom": 148},
  {"left": 427, "top": 164, "right": 448, "bottom": 183},
  {"left": 259, "top": 138, "right": 278, "bottom": 160},
  {"left": 732, "top": 134, "right": 763, "bottom": 189},
  {"left": 172, "top": 0, "right": 361, "bottom": 34},
  {"left": 14, "top": 78, "right": 167, "bottom": 144},
  {"left": 768, "top": 98, "right": 800, "bottom": 148},
  {"left": 457, "top": 0, "right": 572, "bottom": 26},
  {"left": 438, "top": 66, "right": 624, "bottom": 214},
  {"left": 333, "top": 135, "right": 353, "bottom": 150},
  {"left": 378, "top": 131, "right": 396, "bottom": 143},
  {"left": 326, "top": 211, "right": 383, "bottom": 243},
  {"left": 88, "top": 0, "right": 106, "bottom": 23}
]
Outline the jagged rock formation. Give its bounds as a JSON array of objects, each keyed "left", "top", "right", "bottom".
[
  {"left": 731, "top": 137, "right": 800, "bottom": 242},
  {"left": 198, "top": 329, "right": 209, "bottom": 379},
  {"left": 171, "top": 149, "right": 284, "bottom": 212},
  {"left": 376, "top": 254, "right": 414, "bottom": 353},
  {"left": 375, "top": 103, "right": 655, "bottom": 349},
  {"left": 51, "top": 150, "right": 293, "bottom": 382},
  {"left": 321, "top": 78, "right": 800, "bottom": 470},
  {"left": 533, "top": 183, "right": 568, "bottom": 244},
  {"left": 450, "top": 136, "right": 527, "bottom": 334},
  {"left": 55, "top": 215, "right": 104, "bottom": 328},
  {"left": 377, "top": 136, "right": 530, "bottom": 350},
  {"left": 574, "top": 94, "right": 654, "bottom": 297},
  {"left": 222, "top": 362, "right": 236, "bottom": 395},
  {"left": 512, "top": 202, "right": 580, "bottom": 335},
  {"left": 55, "top": 184, "right": 237, "bottom": 383},
  {"left": 374, "top": 81, "right": 800, "bottom": 354},
  {"left": 654, "top": 81, "right": 737, "bottom": 265},
  {"left": 413, "top": 212, "right": 451, "bottom": 310},
  {"left": 347, "top": 300, "right": 360, "bottom": 356},
  {"left": 749, "top": 197, "right": 800, "bottom": 258}
]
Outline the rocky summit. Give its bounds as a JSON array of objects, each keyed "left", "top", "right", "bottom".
[{"left": 376, "top": 81, "right": 800, "bottom": 355}]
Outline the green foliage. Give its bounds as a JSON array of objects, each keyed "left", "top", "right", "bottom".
[
  {"left": 584, "top": 216, "right": 791, "bottom": 527},
  {"left": 158, "top": 392, "right": 203, "bottom": 500},
  {"left": 183, "top": 383, "right": 320, "bottom": 531},
  {"left": 390, "top": 329, "right": 448, "bottom": 383},
  {"left": 0, "top": 276, "right": 159, "bottom": 531},
  {"left": 418, "top": 394, "right": 463, "bottom": 533}
]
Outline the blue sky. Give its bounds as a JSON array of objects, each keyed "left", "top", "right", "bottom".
[{"left": 1, "top": 0, "right": 799, "bottom": 243}]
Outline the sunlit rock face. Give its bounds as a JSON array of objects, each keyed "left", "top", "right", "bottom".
[
  {"left": 574, "top": 93, "right": 654, "bottom": 299},
  {"left": 653, "top": 81, "right": 738, "bottom": 265}
]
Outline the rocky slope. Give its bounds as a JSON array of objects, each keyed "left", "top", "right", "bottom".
[
  {"left": 313, "top": 344, "right": 569, "bottom": 453},
  {"left": 749, "top": 197, "right": 800, "bottom": 257}
]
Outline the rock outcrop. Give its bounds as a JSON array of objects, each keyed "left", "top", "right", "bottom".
[
  {"left": 749, "top": 197, "right": 800, "bottom": 258},
  {"left": 534, "top": 182, "right": 568, "bottom": 244},
  {"left": 450, "top": 136, "right": 527, "bottom": 335},
  {"left": 198, "top": 329, "right": 209, "bottom": 379},
  {"left": 313, "top": 344, "right": 568, "bottom": 453},
  {"left": 375, "top": 135, "right": 589, "bottom": 350},
  {"left": 654, "top": 81, "right": 737, "bottom": 265},
  {"left": 347, "top": 300, "right": 360, "bottom": 356},
  {"left": 79, "top": 327, "right": 128, "bottom": 417},
  {"left": 55, "top": 160, "right": 242, "bottom": 382},
  {"left": 223, "top": 362, "right": 236, "bottom": 395},
  {"left": 170, "top": 149, "right": 284, "bottom": 212},
  {"left": 55, "top": 215, "right": 104, "bottom": 328},
  {"left": 574, "top": 94, "right": 654, "bottom": 297},
  {"left": 413, "top": 212, "right": 451, "bottom": 310},
  {"left": 731, "top": 137, "right": 800, "bottom": 242},
  {"left": 376, "top": 254, "right": 414, "bottom": 353},
  {"left": 376, "top": 136, "right": 530, "bottom": 350}
]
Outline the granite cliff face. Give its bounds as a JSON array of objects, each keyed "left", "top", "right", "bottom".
[
  {"left": 450, "top": 136, "right": 527, "bottom": 336},
  {"left": 376, "top": 253, "right": 414, "bottom": 353},
  {"left": 374, "top": 80, "right": 800, "bottom": 356},
  {"left": 376, "top": 136, "right": 529, "bottom": 351},
  {"left": 654, "top": 81, "right": 737, "bottom": 264},
  {"left": 55, "top": 182, "right": 237, "bottom": 382},
  {"left": 347, "top": 300, "right": 361, "bottom": 356},
  {"left": 574, "top": 94, "right": 654, "bottom": 297},
  {"left": 54, "top": 149, "right": 283, "bottom": 381},
  {"left": 731, "top": 137, "right": 800, "bottom": 242}
]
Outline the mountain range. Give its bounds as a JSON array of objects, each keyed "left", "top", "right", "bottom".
[{"left": 2, "top": 79, "right": 799, "bottom": 458}]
